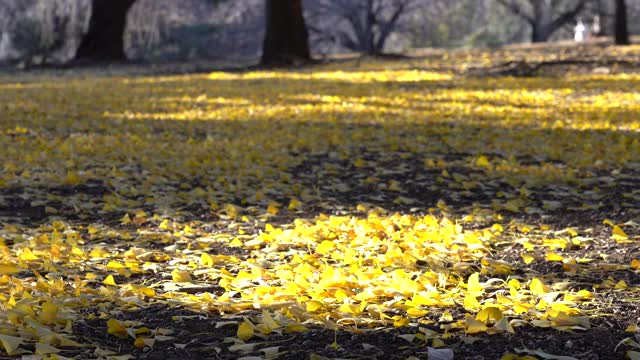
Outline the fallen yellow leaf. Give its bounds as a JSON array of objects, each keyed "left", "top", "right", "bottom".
[
  {"left": 35, "top": 343, "right": 61, "bottom": 355},
  {"left": 171, "top": 269, "right": 192, "bottom": 283},
  {"left": 0, "top": 334, "right": 23, "bottom": 355},
  {"left": 0, "top": 263, "right": 20, "bottom": 275},
  {"left": 107, "top": 319, "right": 128, "bottom": 338},
  {"left": 465, "top": 314, "right": 488, "bottom": 334},
  {"left": 103, "top": 275, "right": 117, "bottom": 286},
  {"left": 237, "top": 321, "right": 254, "bottom": 341}
]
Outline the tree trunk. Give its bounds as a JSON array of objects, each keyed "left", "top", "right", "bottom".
[
  {"left": 614, "top": 0, "right": 630, "bottom": 45},
  {"left": 261, "top": 0, "right": 310, "bottom": 65},
  {"left": 531, "top": 24, "right": 552, "bottom": 42},
  {"left": 74, "top": 0, "right": 136, "bottom": 61}
]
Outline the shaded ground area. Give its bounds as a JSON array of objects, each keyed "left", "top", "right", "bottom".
[
  {"left": 71, "top": 304, "right": 633, "bottom": 360},
  {"left": 1, "top": 45, "right": 640, "bottom": 359}
]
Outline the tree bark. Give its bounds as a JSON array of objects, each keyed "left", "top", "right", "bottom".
[
  {"left": 614, "top": 0, "right": 630, "bottom": 45},
  {"left": 74, "top": 0, "right": 136, "bottom": 61},
  {"left": 531, "top": 24, "right": 552, "bottom": 43},
  {"left": 261, "top": 0, "right": 310, "bottom": 65}
]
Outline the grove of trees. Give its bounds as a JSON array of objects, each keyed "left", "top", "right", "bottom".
[
  {"left": 0, "top": 0, "right": 637, "bottom": 66},
  {"left": 308, "top": 0, "right": 420, "bottom": 55}
]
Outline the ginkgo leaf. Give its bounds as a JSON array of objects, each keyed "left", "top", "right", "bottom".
[
  {"left": 407, "top": 307, "right": 428, "bottom": 317},
  {"left": 285, "top": 324, "right": 308, "bottom": 333},
  {"left": 288, "top": 198, "right": 302, "bottom": 210},
  {"left": 626, "top": 324, "right": 639, "bottom": 332},
  {"left": 315, "top": 240, "right": 335, "bottom": 255},
  {"left": 108, "top": 355, "right": 134, "bottom": 360},
  {"left": 306, "top": 300, "right": 324, "bottom": 312},
  {"left": 476, "top": 307, "right": 503, "bottom": 324},
  {"left": 103, "top": 275, "right": 117, "bottom": 286},
  {"left": 627, "top": 351, "right": 640, "bottom": 360},
  {"left": 19, "top": 247, "right": 39, "bottom": 261},
  {"left": 94, "top": 348, "right": 117, "bottom": 356},
  {"left": 521, "top": 254, "right": 535, "bottom": 264},
  {"left": 393, "top": 316, "right": 410, "bottom": 327},
  {"left": 529, "top": 278, "right": 550, "bottom": 295},
  {"left": 267, "top": 203, "right": 279, "bottom": 215},
  {"left": 106, "top": 261, "right": 125, "bottom": 270},
  {"left": 201, "top": 253, "right": 214, "bottom": 267},
  {"left": 493, "top": 316, "right": 515, "bottom": 333},
  {"left": 500, "top": 355, "right": 537, "bottom": 360},
  {"left": 546, "top": 252, "right": 564, "bottom": 262},
  {"left": 475, "top": 155, "right": 491, "bottom": 168},
  {"left": 467, "top": 272, "right": 484, "bottom": 295},
  {"left": 35, "top": 342, "right": 61, "bottom": 355},
  {"left": 237, "top": 321, "right": 254, "bottom": 341},
  {"left": 550, "top": 312, "right": 589, "bottom": 329},
  {"left": 0, "top": 334, "right": 24, "bottom": 355},
  {"left": 612, "top": 225, "right": 629, "bottom": 241},
  {"left": 526, "top": 349, "right": 579, "bottom": 360},
  {"left": 107, "top": 319, "right": 129, "bottom": 338},
  {"left": 258, "top": 311, "right": 280, "bottom": 334},
  {"left": 397, "top": 334, "right": 416, "bottom": 343},
  {"left": 616, "top": 280, "right": 628, "bottom": 289},
  {"left": 427, "top": 347, "right": 454, "bottom": 360},
  {"left": 0, "top": 263, "right": 20, "bottom": 275},
  {"left": 121, "top": 213, "right": 132, "bottom": 225},
  {"left": 171, "top": 269, "right": 192, "bottom": 283},
  {"left": 134, "top": 338, "right": 155, "bottom": 349},
  {"left": 39, "top": 302, "right": 59, "bottom": 324},
  {"left": 439, "top": 311, "right": 453, "bottom": 322},
  {"left": 464, "top": 294, "right": 481, "bottom": 310},
  {"left": 465, "top": 314, "right": 488, "bottom": 334}
]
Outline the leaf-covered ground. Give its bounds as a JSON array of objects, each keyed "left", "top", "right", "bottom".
[{"left": 1, "top": 45, "right": 640, "bottom": 360}]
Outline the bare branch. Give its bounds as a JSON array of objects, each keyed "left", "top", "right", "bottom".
[
  {"left": 375, "top": 1, "right": 408, "bottom": 51},
  {"left": 550, "top": 0, "right": 589, "bottom": 31},
  {"left": 495, "top": 0, "right": 535, "bottom": 23}
]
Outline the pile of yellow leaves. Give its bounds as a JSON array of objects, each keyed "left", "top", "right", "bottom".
[{"left": 0, "top": 46, "right": 639, "bottom": 358}]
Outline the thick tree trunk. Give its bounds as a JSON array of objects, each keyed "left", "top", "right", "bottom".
[
  {"left": 614, "top": 0, "right": 630, "bottom": 45},
  {"left": 261, "top": 0, "right": 310, "bottom": 65},
  {"left": 531, "top": 24, "right": 552, "bottom": 43},
  {"left": 74, "top": 0, "right": 136, "bottom": 61}
]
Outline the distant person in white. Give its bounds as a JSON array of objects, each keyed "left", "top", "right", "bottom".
[
  {"left": 574, "top": 19, "right": 587, "bottom": 42},
  {"left": 591, "top": 16, "right": 601, "bottom": 39}
]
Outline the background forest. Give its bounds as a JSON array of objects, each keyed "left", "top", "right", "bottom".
[{"left": 0, "top": 0, "right": 639, "bottom": 66}]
